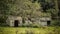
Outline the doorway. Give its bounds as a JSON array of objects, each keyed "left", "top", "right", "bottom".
[
  {"left": 14, "top": 20, "right": 19, "bottom": 27},
  {"left": 47, "top": 21, "right": 51, "bottom": 26}
]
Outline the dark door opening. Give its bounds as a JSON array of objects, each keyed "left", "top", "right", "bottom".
[
  {"left": 47, "top": 21, "right": 51, "bottom": 26},
  {"left": 14, "top": 20, "right": 19, "bottom": 27}
]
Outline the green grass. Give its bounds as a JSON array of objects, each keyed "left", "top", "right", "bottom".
[{"left": 0, "top": 27, "right": 60, "bottom": 34}]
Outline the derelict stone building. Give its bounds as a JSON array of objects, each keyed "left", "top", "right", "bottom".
[
  {"left": 6, "top": 16, "right": 51, "bottom": 27},
  {"left": 6, "top": 16, "right": 22, "bottom": 27}
]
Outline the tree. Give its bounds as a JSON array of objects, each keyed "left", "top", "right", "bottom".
[{"left": 8, "top": 0, "right": 43, "bottom": 17}]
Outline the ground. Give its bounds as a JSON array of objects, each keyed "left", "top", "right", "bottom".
[{"left": 0, "top": 27, "right": 60, "bottom": 34}]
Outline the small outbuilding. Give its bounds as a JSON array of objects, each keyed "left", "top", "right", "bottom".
[
  {"left": 31, "top": 17, "right": 51, "bottom": 26},
  {"left": 40, "top": 17, "right": 51, "bottom": 26},
  {"left": 6, "top": 16, "right": 22, "bottom": 27}
]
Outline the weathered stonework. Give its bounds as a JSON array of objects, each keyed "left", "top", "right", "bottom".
[
  {"left": 6, "top": 16, "right": 51, "bottom": 27},
  {"left": 6, "top": 16, "right": 22, "bottom": 26}
]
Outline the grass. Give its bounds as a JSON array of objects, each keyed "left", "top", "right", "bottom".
[{"left": 0, "top": 27, "right": 60, "bottom": 34}]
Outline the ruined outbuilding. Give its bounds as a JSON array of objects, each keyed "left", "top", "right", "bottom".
[
  {"left": 6, "top": 16, "right": 51, "bottom": 27},
  {"left": 6, "top": 16, "right": 22, "bottom": 27}
]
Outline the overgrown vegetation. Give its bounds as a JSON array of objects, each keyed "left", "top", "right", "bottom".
[
  {"left": 0, "top": 0, "right": 60, "bottom": 26},
  {"left": 0, "top": 27, "right": 60, "bottom": 34}
]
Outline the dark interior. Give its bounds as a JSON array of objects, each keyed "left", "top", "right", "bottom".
[
  {"left": 14, "top": 20, "right": 19, "bottom": 27},
  {"left": 47, "top": 21, "right": 51, "bottom": 26}
]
